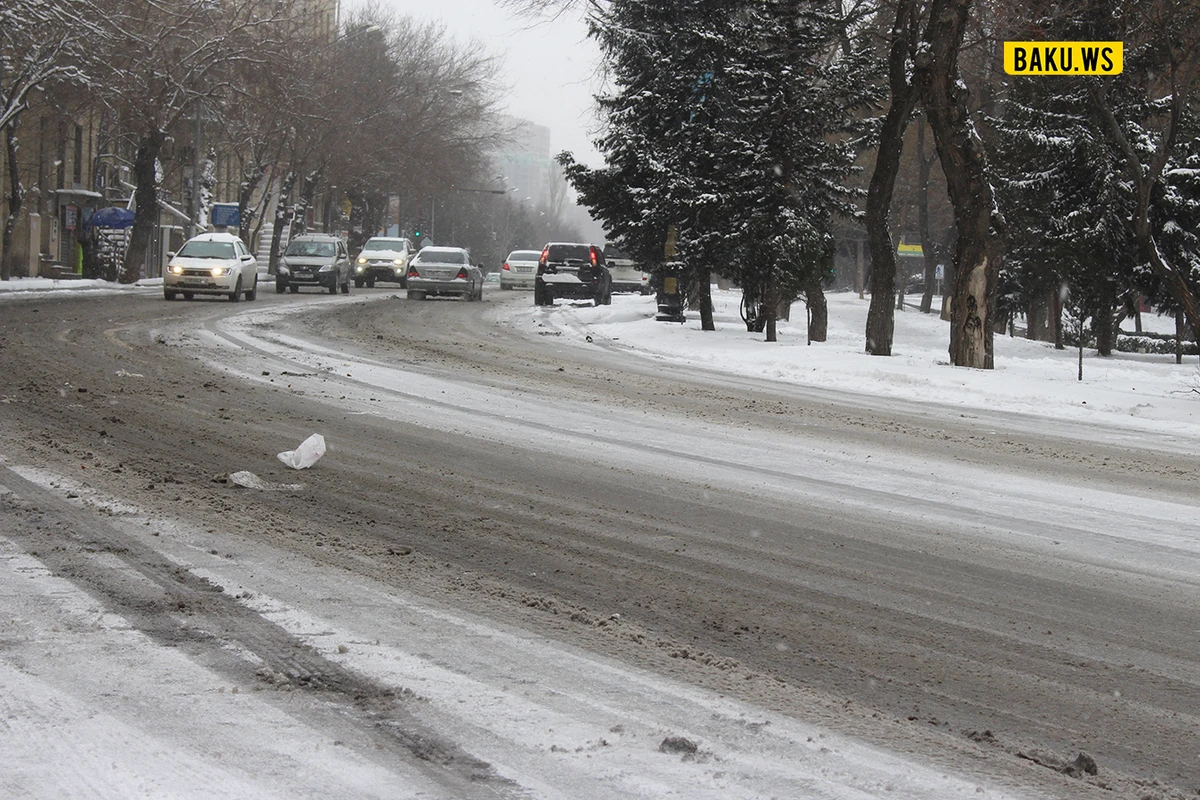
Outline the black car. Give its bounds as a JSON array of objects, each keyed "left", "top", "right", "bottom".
[{"left": 534, "top": 242, "right": 612, "bottom": 307}]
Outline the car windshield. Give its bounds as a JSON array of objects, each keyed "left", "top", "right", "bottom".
[
  {"left": 547, "top": 244, "right": 592, "bottom": 263},
  {"left": 285, "top": 241, "right": 336, "bottom": 257},
  {"left": 508, "top": 251, "right": 541, "bottom": 261},
  {"left": 605, "top": 248, "right": 628, "bottom": 260},
  {"left": 417, "top": 250, "right": 466, "bottom": 265},
  {"left": 362, "top": 240, "right": 405, "bottom": 252},
  {"left": 176, "top": 241, "right": 236, "bottom": 259}
]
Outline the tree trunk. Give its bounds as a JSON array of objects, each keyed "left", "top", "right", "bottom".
[
  {"left": 854, "top": 239, "right": 864, "bottom": 299},
  {"left": 2, "top": 124, "right": 23, "bottom": 281},
  {"left": 865, "top": 0, "right": 919, "bottom": 355},
  {"left": 916, "top": 0, "right": 1002, "bottom": 369},
  {"left": 1095, "top": 286, "right": 1116, "bottom": 357},
  {"left": 1052, "top": 290, "right": 1064, "bottom": 350},
  {"left": 698, "top": 266, "right": 715, "bottom": 331},
  {"left": 805, "top": 275, "right": 828, "bottom": 342},
  {"left": 1176, "top": 311, "right": 1185, "bottom": 365},
  {"left": 764, "top": 269, "right": 778, "bottom": 343},
  {"left": 917, "top": 119, "right": 938, "bottom": 314},
  {"left": 236, "top": 164, "right": 265, "bottom": 247},
  {"left": 268, "top": 171, "right": 297, "bottom": 276},
  {"left": 1027, "top": 296, "right": 1044, "bottom": 341},
  {"left": 289, "top": 168, "right": 321, "bottom": 239},
  {"left": 122, "top": 130, "right": 166, "bottom": 284},
  {"left": 347, "top": 188, "right": 370, "bottom": 253}
]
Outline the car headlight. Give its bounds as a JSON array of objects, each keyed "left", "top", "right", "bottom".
[
  {"left": 355, "top": 265, "right": 364, "bottom": 273},
  {"left": 169, "top": 264, "right": 183, "bottom": 275},
  {"left": 357, "top": 256, "right": 367, "bottom": 264},
  {"left": 211, "top": 267, "right": 231, "bottom": 277},
  {"left": 318, "top": 264, "right": 333, "bottom": 272},
  {"left": 393, "top": 258, "right": 404, "bottom": 266}
]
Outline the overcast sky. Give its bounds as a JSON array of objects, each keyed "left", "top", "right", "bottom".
[{"left": 361, "top": 0, "right": 605, "bottom": 167}]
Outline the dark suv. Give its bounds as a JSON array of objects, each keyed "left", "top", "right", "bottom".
[
  {"left": 534, "top": 242, "right": 612, "bottom": 307},
  {"left": 277, "top": 234, "right": 352, "bottom": 294}
]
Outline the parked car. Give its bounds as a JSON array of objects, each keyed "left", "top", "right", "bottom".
[
  {"left": 276, "top": 234, "right": 352, "bottom": 295},
  {"left": 406, "top": 247, "right": 484, "bottom": 301},
  {"left": 353, "top": 236, "right": 416, "bottom": 288},
  {"left": 534, "top": 242, "right": 612, "bottom": 307},
  {"left": 500, "top": 249, "right": 541, "bottom": 290},
  {"left": 164, "top": 232, "right": 258, "bottom": 302},
  {"left": 604, "top": 246, "right": 651, "bottom": 294}
]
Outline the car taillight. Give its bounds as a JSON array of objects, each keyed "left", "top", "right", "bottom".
[
  {"left": 456, "top": 268, "right": 468, "bottom": 280},
  {"left": 502, "top": 262, "right": 510, "bottom": 271},
  {"left": 540, "top": 246, "right": 549, "bottom": 262},
  {"left": 590, "top": 248, "right": 598, "bottom": 266},
  {"left": 407, "top": 266, "right": 419, "bottom": 277}
]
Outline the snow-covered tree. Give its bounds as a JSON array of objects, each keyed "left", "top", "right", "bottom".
[
  {"left": 91, "top": 0, "right": 290, "bottom": 283},
  {"left": 990, "top": 46, "right": 1139, "bottom": 355},
  {"left": 566, "top": 0, "right": 872, "bottom": 341},
  {"left": 1088, "top": 0, "right": 1200, "bottom": 343}
]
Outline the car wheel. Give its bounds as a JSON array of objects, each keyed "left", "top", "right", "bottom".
[
  {"left": 603, "top": 285, "right": 613, "bottom": 305},
  {"left": 289, "top": 285, "right": 299, "bottom": 294},
  {"left": 229, "top": 277, "right": 243, "bottom": 302},
  {"left": 164, "top": 290, "right": 177, "bottom": 301},
  {"left": 183, "top": 292, "right": 195, "bottom": 301},
  {"left": 407, "top": 290, "right": 426, "bottom": 301},
  {"left": 354, "top": 278, "right": 364, "bottom": 288},
  {"left": 246, "top": 277, "right": 257, "bottom": 301},
  {"left": 366, "top": 278, "right": 376, "bottom": 289}
]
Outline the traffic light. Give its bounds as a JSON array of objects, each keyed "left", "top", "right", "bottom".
[{"left": 413, "top": 229, "right": 421, "bottom": 240}]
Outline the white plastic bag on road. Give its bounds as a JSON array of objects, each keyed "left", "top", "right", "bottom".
[{"left": 277, "top": 433, "right": 326, "bottom": 470}]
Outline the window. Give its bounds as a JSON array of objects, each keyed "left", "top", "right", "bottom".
[
  {"left": 285, "top": 241, "right": 336, "bottom": 257},
  {"left": 177, "top": 240, "right": 236, "bottom": 259},
  {"left": 547, "top": 244, "right": 592, "bottom": 263},
  {"left": 416, "top": 249, "right": 466, "bottom": 265},
  {"left": 362, "top": 240, "right": 407, "bottom": 252}
]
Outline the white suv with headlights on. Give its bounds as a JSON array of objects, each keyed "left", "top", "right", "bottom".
[
  {"left": 353, "top": 236, "right": 415, "bottom": 288},
  {"left": 164, "top": 232, "right": 258, "bottom": 301}
]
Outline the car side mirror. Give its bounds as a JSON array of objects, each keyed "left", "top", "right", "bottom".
[{"left": 167, "top": 251, "right": 176, "bottom": 259}]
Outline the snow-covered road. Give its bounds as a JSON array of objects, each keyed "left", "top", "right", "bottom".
[{"left": 0, "top": 283, "right": 1195, "bottom": 798}]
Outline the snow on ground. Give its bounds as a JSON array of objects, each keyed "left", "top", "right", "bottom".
[
  {"left": 0, "top": 275, "right": 162, "bottom": 295},
  {"left": 2, "top": 279, "right": 1195, "bottom": 798},
  {"left": 495, "top": 288, "right": 1200, "bottom": 440}
]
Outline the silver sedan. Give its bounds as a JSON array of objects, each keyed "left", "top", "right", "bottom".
[{"left": 405, "top": 247, "right": 484, "bottom": 301}]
